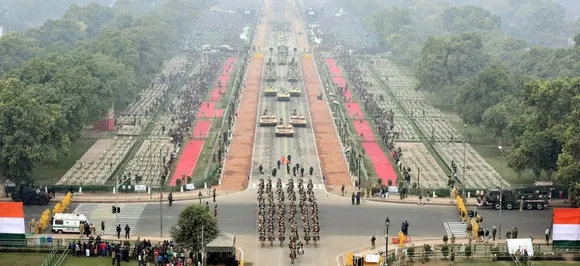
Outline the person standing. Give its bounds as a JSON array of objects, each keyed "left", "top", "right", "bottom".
[
  {"left": 370, "top": 236, "right": 376, "bottom": 250},
  {"left": 351, "top": 193, "right": 355, "bottom": 205},
  {"left": 101, "top": 221, "right": 105, "bottom": 236},
  {"left": 212, "top": 188, "right": 216, "bottom": 202},
  {"left": 124, "top": 224, "right": 130, "bottom": 239},
  {"left": 116, "top": 224, "right": 122, "bottom": 239},
  {"left": 198, "top": 191, "right": 202, "bottom": 204},
  {"left": 492, "top": 226, "right": 497, "bottom": 241},
  {"left": 90, "top": 223, "right": 96, "bottom": 236},
  {"left": 309, "top": 166, "right": 314, "bottom": 176},
  {"left": 341, "top": 185, "right": 345, "bottom": 196},
  {"left": 519, "top": 197, "right": 524, "bottom": 212},
  {"left": 545, "top": 228, "right": 550, "bottom": 245},
  {"left": 214, "top": 205, "right": 218, "bottom": 217},
  {"left": 79, "top": 222, "right": 85, "bottom": 238}
]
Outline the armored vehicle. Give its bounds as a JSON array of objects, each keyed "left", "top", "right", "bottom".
[
  {"left": 259, "top": 109, "right": 277, "bottom": 127},
  {"left": 289, "top": 109, "right": 307, "bottom": 127},
  {"left": 277, "top": 91, "right": 291, "bottom": 101},
  {"left": 289, "top": 87, "right": 301, "bottom": 97},
  {"left": 277, "top": 45, "right": 289, "bottom": 65},
  {"left": 264, "top": 87, "right": 278, "bottom": 96},
  {"left": 265, "top": 58, "right": 276, "bottom": 82},
  {"left": 275, "top": 119, "right": 294, "bottom": 137},
  {"left": 11, "top": 186, "right": 51, "bottom": 206}
]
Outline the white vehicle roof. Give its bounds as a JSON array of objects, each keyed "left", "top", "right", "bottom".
[{"left": 53, "top": 213, "right": 88, "bottom": 221}]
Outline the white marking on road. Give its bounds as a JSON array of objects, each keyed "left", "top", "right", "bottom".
[{"left": 444, "top": 221, "right": 467, "bottom": 237}]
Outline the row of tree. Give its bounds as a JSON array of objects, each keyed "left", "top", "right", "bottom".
[
  {"left": 349, "top": 1, "right": 580, "bottom": 187},
  {"left": 0, "top": 0, "right": 202, "bottom": 181}
]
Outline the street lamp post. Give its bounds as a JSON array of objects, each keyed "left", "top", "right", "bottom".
[
  {"left": 498, "top": 146, "right": 504, "bottom": 239},
  {"left": 358, "top": 154, "right": 362, "bottom": 189},
  {"left": 385, "top": 217, "right": 390, "bottom": 266}
]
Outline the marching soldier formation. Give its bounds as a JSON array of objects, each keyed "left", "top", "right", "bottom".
[{"left": 256, "top": 160, "right": 320, "bottom": 264}]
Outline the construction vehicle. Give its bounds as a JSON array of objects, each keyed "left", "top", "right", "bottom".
[{"left": 483, "top": 188, "right": 549, "bottom": 210}]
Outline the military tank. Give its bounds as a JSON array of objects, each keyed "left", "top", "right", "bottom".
[
  {"left": 264, "top": 87, "right": 277, "bottom": 96},
  {"left": 277, "top": 90, "right": 291, "bottom": 101},
  {"left": 265, "top": 58, "right": 276, "bottom": 82},
  {"left": 259, "top": 109, "right": 277, "bottom": 127},
  {"left": 289, "top": 87, "right": 301, "bottom": 97},
  {"left": 289, "top": 109, "right": 307, "bottom": 127},
  {"left": 277, "top": 45, "right": 289, "bottom": 65},
  {"left": 275, "top": 118, "right": 294, "bottom": 137}
]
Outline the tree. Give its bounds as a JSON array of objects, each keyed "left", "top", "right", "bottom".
[
  {"left": 441, "top": 6, "right": 501, "bottom": 35},
  {"left": 171, "top": 204, "right": 219, "bottom": 251},
  {"left": 453, "top": 64, "right": 514, "bottom": 125},
  {"left": 0, "top": 78, "right": 61, "bottom": 181}
]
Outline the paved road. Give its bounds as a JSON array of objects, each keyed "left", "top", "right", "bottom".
[{"left": 20, "top": 2, "right": 555, "bottom": 265}]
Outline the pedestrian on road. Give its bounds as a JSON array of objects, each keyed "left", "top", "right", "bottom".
[
  {"left": 206, "top": 201, "right": 210, "bottom": 211},
  {"left": 300, "top": 167, "right": 304, "bottom": 177},
  {"left": 213, "top": 188, "right": 216, "bottom": 202},
  {"left": 90, "top": 223, "right": 96, "bottom": 236},
  {"left": 259, "top": 164, "right": 263, "bottom": 174},
  {"left": 401, "top": 221, "right": 409, "bottom": 236},
  {"left": 418, "top": 194, "right": 423, "bottom": 205},
  {"left": 371, "top": 236, "right": 376, "bottom": 250},
  {"left": 116, "top": 224, "right": 121, "bottom": 239},
  {"left": 356, "top": 192, "right": 360, "bottom": 205},
  {"left": 519, "top": 197, "right": 524, "bottom": 212},
  {"left": 198, "top": 191, "right": 202, "bottom": 204},
  {"left": 286, "top": 164, "right": 290, "bottom": 175},
  {"left": 214, "top": 205, "right": 218, "bottom": 217},
  {"left": 492, "top": 226, "right": 497, "bottom": 241},
  {"left": 545, "top": 228, "right": 550, "bottom": 245},
  {"left": 351, "top": 193, "right": 355, "bottom": 205},
  {"left": 277, "top": 160, "right": 281, "bottom": 170},
  {"left": 124, "top": 224, "right": 130, "bottom": 239},
  {"left": 101, "top": 221, "right": 105, "bottom": 236},
  {"left": 341, "top": 185, "right": 345, "bottom": 196},
  {"left": 79, "top": 222, "right": 85, "bottom": 238},
  {"left": 287, "top": 155, "right": 291, "bottom": 164},
  {"left": 309, "top": 166, "right": 314, "bottom": 176}
]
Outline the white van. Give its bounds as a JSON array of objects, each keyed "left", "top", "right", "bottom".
[{"left": 52, "top": 213, "right": 89, "bottom": 234}]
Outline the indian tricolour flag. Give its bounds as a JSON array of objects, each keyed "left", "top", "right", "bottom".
[
  {"left": 0, "top": 202, "right": 26, "bottom": 246},
  {"left": 552, "top": 208, "right": 580, "bottom": 248}
]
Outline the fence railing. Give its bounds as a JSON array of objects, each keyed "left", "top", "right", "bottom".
[{"left": 340, "top": 242, "right": 580, "bottom": 266}]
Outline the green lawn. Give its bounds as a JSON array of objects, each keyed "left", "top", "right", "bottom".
[
  {"left": 0, "top": 252, "right": 47, "bottom": 266},
  {"left": 32, "top": 139, "right": 98, "bottom": 183},
  {"left": 63, "top": 256, "right": 134, "bottom": 266}
]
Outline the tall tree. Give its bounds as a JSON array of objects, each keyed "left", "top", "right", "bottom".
[{"left": 171, "top": 204, "right": 219, "bottom": 251}]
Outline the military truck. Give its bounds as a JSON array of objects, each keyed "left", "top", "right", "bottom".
[
  {"left": 483, "top": 188, "right": 549, "bottom": 210},
  {"left": 277, "top": 45, "right": 289, "bottom": 65},
  {"left": 11, "top": 187, "right": 51, "bottom": 206}
]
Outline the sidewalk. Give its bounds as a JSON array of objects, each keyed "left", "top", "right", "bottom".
[
  {"left": 330, "top": 191, "right": 570, "bottom": 208},
  {"left": 0, "top": 187, "right": 241, "bottom": 204}
]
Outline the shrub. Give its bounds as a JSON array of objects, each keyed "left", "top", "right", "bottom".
[
  {"left": 176, "top": 179, "right": 182, "bottom": 186},
  {"left": 187, "top": 176, "right": 192, "bottom": 183},
  {"left": 387, "top": 179, "right": 393, "bottom": 186},
  {"left": 407, "top": 245, "right": 415, "bottom": 261},
  {"left": 464, "top": 245, "right": 472, "bottom": 258},
  {"left": 441, "top": 244, "right": 450, "bottom": 259}
]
